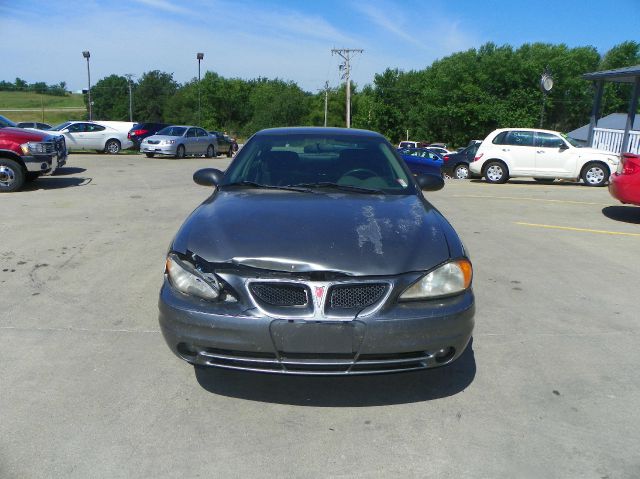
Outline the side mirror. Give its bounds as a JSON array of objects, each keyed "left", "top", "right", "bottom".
[
  {"left": 416, "top": 174, "right": 445, "bottom": 191},
  {"left": 193, "top": 168, "right": 224, "bottom": 187},
  {"left": 559, "top": 142, "right": 569, "bottom": 150}
]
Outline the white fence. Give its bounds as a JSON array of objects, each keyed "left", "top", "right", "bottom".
[{"left": 592, "top": 128, "right": 640, "bottom": 154}]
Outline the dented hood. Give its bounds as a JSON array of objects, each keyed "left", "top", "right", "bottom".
[{"left": 172, "top": 190, "right": 452, "bottom": 276}]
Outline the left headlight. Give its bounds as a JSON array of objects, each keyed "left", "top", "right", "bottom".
[
  {"left": 165, "top": 253, "right": 220, "bottom": 301},
  {"left": 399, "top": 259, "right": 473, "bottom": 300}
]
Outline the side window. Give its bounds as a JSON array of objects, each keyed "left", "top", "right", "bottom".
[
  {"left": 87, "top": 124, "right": 105, "bottom": 132},
  {"left": 68, "top": 123, "right": 85, "bottom": 133},
  {"left": 492, "top": 131, "right": 507, "bottom": 145},
  {"left": 504, "top": 130, "right": 534, "bottom": 147},
  {"left": 535, "top": 132, "right": 565, "bottom": 148},
  {"left": 197, "top": 129, "right": 208, "bottom": 137},
  {"left": 186, "top": 128, "right": 197, "bottom": 138}
]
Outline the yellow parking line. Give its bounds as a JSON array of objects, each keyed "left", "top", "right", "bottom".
[
  {"left": 453, "top": 195, "right": 611, "bottom": 206},
  {"left": 516, "top": 222, "right": 640, "bottom": 237}
]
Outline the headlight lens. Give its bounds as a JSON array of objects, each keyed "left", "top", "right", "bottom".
[
  {"left": 165, "top": 254, "right": 219, "bottom": 301},
  {"left": 161, "top": 139, "right": 175, "bottom": 145},
  {"left": 400, "top": 259, "right": 472, "bottom": 300}
]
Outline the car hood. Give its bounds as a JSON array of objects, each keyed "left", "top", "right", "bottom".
[
  {"left": 172, "top": 190, "right": 453, "bottom": 276},
  {"left": 2, "top": 127, "right": 51, "bottom": 142}
]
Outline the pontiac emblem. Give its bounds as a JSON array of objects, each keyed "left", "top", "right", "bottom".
[{"left": 313, "top": 286, "right": 326, "bottom": 308}]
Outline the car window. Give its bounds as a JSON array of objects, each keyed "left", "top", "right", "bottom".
[
  {"left": 535, "top": 132, "right": 566, "bottom": 148},
  {"left": 186, "top": 128, "right": 197, "bottom": 138},
  {"left": 197, "top": 129, "right": 208, "bottom": 137},
  {"left": 36, "top": 123, "right": 49, "bottom": 129},
  {"left": 86, "top": 124, "right": 106, "bottom": 132},
  {"left": 224, "top": 133, "right": 415, "bottom": 195},
  {"left": 492, "top": 131, "right": 507, "bottom": 145},
  {"left": 67, "top": 123, "right": 85, "bottom": 133},
  {"left": 157, "top": 126, "right": 186, "bottom": 137},
  {"left": 503, "top": 130, "right": 534, "bottom": 147}
]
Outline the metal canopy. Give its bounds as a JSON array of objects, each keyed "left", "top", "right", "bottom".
[
  {"left": 583, "top": 65, "right": 640, "bottom": 83},
  {"left": 584, "top": 64, "right": 640, "bottom": 152}
]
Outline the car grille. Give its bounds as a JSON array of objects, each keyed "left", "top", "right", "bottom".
[
  {"left": 148, "top": 140, "right": 160, "bottom": 144},
  {"left": 188, "top": 346, "right": 443, "bottom": 374},
  {"left": 250, "top": 283, "right": 308, "bottom": 306},
  {"left": 328, "top": 284, "right": 388, "bottom": 309}
]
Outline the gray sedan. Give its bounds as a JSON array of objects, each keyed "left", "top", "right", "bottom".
[{"left": 140, "top": 125, "right": 218, "bottom": 159}]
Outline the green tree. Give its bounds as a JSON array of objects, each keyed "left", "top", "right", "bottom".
[
  {"left": 90, "top": 74, "right": 130, "bottom": 121},
  {"left": 134, "top": 70, "right": 179, "bottom": 122}
]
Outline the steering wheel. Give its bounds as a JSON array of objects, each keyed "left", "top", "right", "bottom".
[{"left": 341, "top": 168, "right": 378, "bottom": 180}]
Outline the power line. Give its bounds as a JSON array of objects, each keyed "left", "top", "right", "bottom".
[{"left": 331, "top": 48, "right": 363, "bottom": 128}]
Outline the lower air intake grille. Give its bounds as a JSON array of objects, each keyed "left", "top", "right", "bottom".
[
  {"left": 328, "top": 284, "right": 388, "bottom": 309},
  {"left": 250, "top": 283, "right": 308, "bottom": 306}
]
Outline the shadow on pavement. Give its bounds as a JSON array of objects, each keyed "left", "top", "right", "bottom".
[
  {"left": 602, "top": 205, "right": 640, "bottom": 224},
  {"left": 195, "top": 340, "right": 476, "bottom": 406},
  {"left": 469, "top": 178, "right": 580, "bottom": 187},
  {"left": 21, "top": 176, "right": 92, "bottom": 191},
  {"left": 53, "top": 166, "right": 87, "bottom": 176}
]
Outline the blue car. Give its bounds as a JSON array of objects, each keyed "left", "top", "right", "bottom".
[{"left": 397, "top": 147, "right": 444, "bottom": 177}]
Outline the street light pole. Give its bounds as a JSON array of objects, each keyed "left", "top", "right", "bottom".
[
  {"left": 82, "top": 50, "right": 92, "bottom": 121},
  {"left": 197, "top": 52, "right": 204, "bottom": 125},
  {"left": 125, "top": 74, "right": 134, "bottom": 122}
]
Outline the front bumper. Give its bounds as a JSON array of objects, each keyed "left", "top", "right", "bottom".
[
  {"left": 158, "top": 279, "right": 475, "bottom": 375},
  {"left": 140, "top": 144, "right": 177, "bottom": 156},
  {"left": 23, "top": 152, "right": 66, "bottom": 174}
]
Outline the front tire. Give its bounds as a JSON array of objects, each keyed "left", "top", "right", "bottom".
[
  {"left": 453, "top": 163, "right": 470, "bottom": 179},
  {"left": 105, "top": 139, "right": 121, "bottom": 154},
  {"left": 175, "top": 145, "right": 185, "bottom": 159},
  {"left": 0, "top": 158, "right": 26, "bottom": 193},
  {"left": 484, "top": 161, "right": 509, "bottom": 184},
  {"left": 581, "top": 162, "right": 609, "bottom": 187},
  {"left": 226, "top": 146, "right": 233, "bottom": 158},
  {"left": 206, "top": 145, "right": 215, "bottom": 158},
  {"left": 145, "top": 153, "right": 155, "bottom": 158}
]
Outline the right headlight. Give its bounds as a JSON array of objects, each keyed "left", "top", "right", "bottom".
[
  {"left": 165, "top": 253, "right": 220, "bottom": 301},
  {"left": 399, "top": 259, "right": 473, "bottom": 300}
]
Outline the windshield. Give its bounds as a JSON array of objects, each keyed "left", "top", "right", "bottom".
[
  {"left": 223, "top": 133, "right": 416, "bottom": 195},
  {"left": 561, "top": 133, "right": 582, "bottom": 148},
  {"left": 50, "top": 121, "right": 73, "bottom": 131},
  {"left": 0, "top": 115, "right": 17, "bottom": 128},
  {"left": 157, "top": 126, "right": 186, "bottom": 137}
]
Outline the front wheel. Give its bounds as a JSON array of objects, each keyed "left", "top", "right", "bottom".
[
  {"left": 226, "top": 146, "right": 233, "bottom": 158},
  {"left": 484, "top": 161, "right": 509, "bottom": 184},
  {"left": 453, "top": 163, "right": 470, "bottom": 179},
  {"left": 581, "top": 162, "right": 609, "bottom": 187},
  {"left": 175, "top": 145, "right": 185, "bottom": 159},
  {"left": 206, "top": 145, "right": 215, "bottom": 158},
  {"left": 145, "top": 153, "right": 155, "bottom": 158},
  {"left": 105, "top": 139, "right": 121, "bottom": 154},
  {"left": 0, "top": 158, "right": 25, "bottom": 193}
]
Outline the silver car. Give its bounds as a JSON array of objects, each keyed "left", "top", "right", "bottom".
[{"left": 140, "top": 125, "right": 218, "bottom": 159}]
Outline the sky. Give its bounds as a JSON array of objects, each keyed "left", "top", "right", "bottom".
[{"left": 1, "top": 0, "right": 639, "bottom": 93}]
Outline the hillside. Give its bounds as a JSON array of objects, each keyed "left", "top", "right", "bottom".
[{"left": 0, "top": 91, "right": 87, "bottom": 125}]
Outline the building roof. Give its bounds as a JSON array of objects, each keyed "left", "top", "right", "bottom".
[
  {"left": 582, "top": 65, "right": 640, "bottom": 83},
  {"left": 567, "top": 113, "right": 639, "bottom": 141}
]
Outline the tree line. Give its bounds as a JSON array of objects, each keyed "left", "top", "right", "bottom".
[
  {"left": 6, "top": 41, "right": 637, "bottom": 144},
  {"left": 0, "top": 78, "right": 67, "bottom": 96}
]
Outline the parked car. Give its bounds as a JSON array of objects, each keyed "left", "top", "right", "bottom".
[
  {"left": 0, "top": 115, "right": 67, "bottom": 192},
  {"left": 609, "top": 152, "right": 640, "bottom": 206},
  {"left": 16, "top": 121, "right": 52, "bottom": 130},
  {"left": 158, "top": 127, "right": 474, "bottom": 374},
  {"left": 140, "top": 125, "right": 217, "bottom": 159},
  {"left": 470, "top": 128, "right": 620, "bottom": 186},
  {"left": 397, "top": 147, "right": 443, "bottom": 177},
  {"left": 398, "top": 140, "right": 429, "bottom": 149},
  {"left": 48, "top": 121, "right": 133, "bottom": 154},
  {"left": 428, "top": 146, "right": 451, "bottom": 156},
  {"left": 209, "top": 131, "right": 236, "bottom": 157},
  {"left": 127, "top": 122, "right": 169, "bottom": 148},
  {"left": 442, "top": 142, "right": 481, "bottom": 179}
]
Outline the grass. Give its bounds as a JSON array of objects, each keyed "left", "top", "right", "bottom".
[{"left": 0, "top": 91, "right": 86, "bottom": 126}]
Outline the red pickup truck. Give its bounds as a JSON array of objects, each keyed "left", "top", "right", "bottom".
[{"left": 0, "top": 115, "right": 67, "bottom": 192}]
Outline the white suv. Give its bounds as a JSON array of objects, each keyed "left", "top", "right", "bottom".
[{"left": 469, "top": 128, "right": 619, "bottom": 187}]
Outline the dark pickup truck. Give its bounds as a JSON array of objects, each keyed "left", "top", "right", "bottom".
[{"left": 0, "top": 115, "right": 67, "bottom": 192}]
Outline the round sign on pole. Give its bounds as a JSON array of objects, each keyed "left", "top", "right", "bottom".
[{"left": 540, "top": 69, "right": 553, "bottom": 93}]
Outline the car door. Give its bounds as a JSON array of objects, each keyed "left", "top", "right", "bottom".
[
  {"left": 62, "top": 123, "right": 85, "bottom": 150},
  {"left": 534, "top": 132, "right": 577, "bottom": 178},
  {"left": 185, "top": 128, "right": 198, "bottom": 155},
  {"left": 81, "top": 123, "right": 108, "bottom": 150},
  {"left": 197, "top": 128, "right": 210, "bottom": 155},
  {"left": 500, "top": 130, "right": 535, "bottom": 175}
]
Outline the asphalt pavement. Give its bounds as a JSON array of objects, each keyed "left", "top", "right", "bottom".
[{"left": 1, "top": 153, "right": 639, "bottom": 478}]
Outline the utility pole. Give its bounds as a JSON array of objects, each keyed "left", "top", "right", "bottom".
[
  {"left": 197, "top": 52, "right": 204, "bottom": 125},
  {"left": 331, "top": 48, "right": 363, "bottom": 128},
  {"left": 82, "top": 51, "right": 92, "bottom": 121},
  {"left": 125, "top": 74, "right": 134, "bottom": 122},
  {"left": 321, "top": 81, "right": 329, "bottom": 127}
]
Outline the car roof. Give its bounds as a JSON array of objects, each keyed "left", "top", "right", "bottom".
[
  {"left": 254, "top": 127, "right": 385, "bottom": 138},
  {"left": 490, "top": 127, "right": 565, "bottom": 135}
]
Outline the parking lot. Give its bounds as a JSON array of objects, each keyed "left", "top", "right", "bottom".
[{"left": 1, "top": 153, "right": 639, "bottom": 478}]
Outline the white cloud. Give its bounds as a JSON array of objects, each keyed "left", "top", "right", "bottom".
[{"left": 133, "top": 0, "right": 191, "bottom": 15}]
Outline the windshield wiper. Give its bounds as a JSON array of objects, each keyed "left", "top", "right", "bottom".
[
  {"left": 293, "top": 182, "right": 387, "bottom": 195},
  {"left": 222, "top": 181, "right": 314, "bottom": 193}
]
